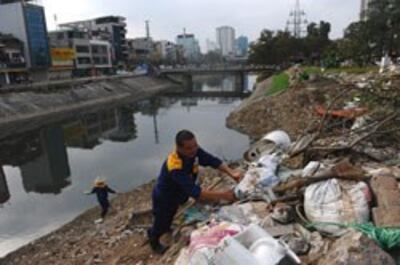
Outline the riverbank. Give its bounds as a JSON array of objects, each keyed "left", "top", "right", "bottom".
[
  {"left": 0, "top": 70, "right": 313, "bottom": 265},
  {"left": 226, "top": 67, "right": 398, "bottom": 141},
  {"left": 0, "top": 75, "right": 177, "bottom": 139},
  {"left": 2, "top": 67, "right": 399, "bottom": 264},
  {"left": 2, "top": 180, "right": 155, "bottom": 264},
  {"left": 226, "top": 70, "right": 323, "bottom": 139},
  {"left": 1, "top": 168, "right": 230, "bottom": 265},
  {"left": 0, "top": 73, "right": 250, "bottom": 263}
]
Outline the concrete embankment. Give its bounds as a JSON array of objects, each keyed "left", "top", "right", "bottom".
[{"left": 0, "top": 75, "right": 177, "bottom": 139}]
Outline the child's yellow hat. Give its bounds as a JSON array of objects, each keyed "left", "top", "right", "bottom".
[{"left": 94, "top": 177, "right": 106, "bottom": 187}]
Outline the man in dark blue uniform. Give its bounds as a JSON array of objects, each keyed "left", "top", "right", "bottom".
[{"left": 148, "top": 130, "right": 243, "bottom": 254}]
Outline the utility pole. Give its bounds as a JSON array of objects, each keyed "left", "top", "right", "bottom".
[
  {"left": 153, "top": 114, "right": 159, "bottom": 144},
  {"left": 54, "top": 14, "right": 58, "bottom": 30},
  {"left": 286, "top": 0, "right": 308, "bottom": 38},
  {"left": 145, "top": 20, "right": 150, "bottom": 39}
]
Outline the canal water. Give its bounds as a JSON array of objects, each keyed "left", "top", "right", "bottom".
[{"left": 0, "top": 74, "right": 256, "bottom": 257}]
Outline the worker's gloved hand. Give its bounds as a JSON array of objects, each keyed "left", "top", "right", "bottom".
[
  {"left": 83, "top": 191, "right": 91, "bottom": 195},
  {"left": 231, "top": 169, "right": 245, "bottom": 183}
]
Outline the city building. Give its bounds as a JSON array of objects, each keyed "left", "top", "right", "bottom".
[
  {"left": 155, "top": 40, "right": 178, "bottom": 63},
  {"left": 90, "top": 39, "right": 112, "bottom": 75},
  {"left": 175, "top": 44, "right": 185, "bottom": 64},
  {"left": 49, "top": 29, "right": 112, "bottom": 77},
  {"left": 0, "top": 33, "right": 27, "bottom": 85},
  {"left": 206, "top": 39, "right": 220, "bottom": 53},
  {"left": 216, "top": 26, "right": 236, "bottom": 57},
  {"left": 235, "top": 36, "right": 249, "bottom": 57},
  {"left": 60, "top": 16, "right": 128, "bottom": 66},
  {"left": 49, "top": 29, "right": 91, "bottom": 77},
  {"left": 0, "top": 0, "right": 50, "bottom": 82},
  {"left": 176, "top": 32, "right": 201, "bottom": 62},
  {"left": 360, "top": 0, "right": 370, "bottom": 21},
  {"left": 49, "top": 47, "right": 75, "bottom": 80},
  {"left": 127, "top": 37, "right": 155, "bottom": 63}
]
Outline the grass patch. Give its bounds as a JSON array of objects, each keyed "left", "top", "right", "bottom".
[{"left": 267, "top": 73, "right": 290, "bottom": 96}]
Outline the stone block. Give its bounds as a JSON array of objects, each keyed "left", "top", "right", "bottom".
[
  {"left": 370, "top": 175, "right": 398, "bottom": 194},
  {"left": 375, "top": 188, "right": 400, "bottom": 208},
  {"left": 318, "top": 231, "right": 395, "bottom": 265},
  {"left": 373, "top": 207, "right": 400, "bottom": 228}
]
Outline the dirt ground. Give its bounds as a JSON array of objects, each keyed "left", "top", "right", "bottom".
[
  {"left": 227, "top": 77, "right": 344, "bottom": 140},
  {"left": 1, "top": 181, "right": 154, "bottom": 265},
  {"left": 227, "top": 71, "right": 400, "bottom": 142},
  {"left": 0, "top": 169, "right": 232, "bottom": 265}
]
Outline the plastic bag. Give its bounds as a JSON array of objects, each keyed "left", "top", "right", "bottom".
[
  {"left": 188, "top": 222, "right": 243, "bottom": 265},
  {"left": 217, "top": 203, "right": 261, "bottom": 225},
  {"left": 302, "top": 161, "right": 326, "bottom": 177},
  {"left": 235, "top": 154, "right": 280, "bottom": 199},
  {"left": 304, "top": 179, "right": 371, "bottom": 236}
]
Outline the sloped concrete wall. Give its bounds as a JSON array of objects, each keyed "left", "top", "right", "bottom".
[{"left": 0, "top": 76, "right": 176, "bottom": 138}]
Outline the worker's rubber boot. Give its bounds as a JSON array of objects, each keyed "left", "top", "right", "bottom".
[{"left": 147, "top": 229, "right": 168, "bottom": 254}]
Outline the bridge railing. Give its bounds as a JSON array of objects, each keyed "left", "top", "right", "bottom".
[{"left": 159, "top": 65, "right": 277, "bottom": 74}]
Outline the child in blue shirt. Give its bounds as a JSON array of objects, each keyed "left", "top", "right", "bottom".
[{"left": 85, "top": 178, "right": 117, "bottom": 223}]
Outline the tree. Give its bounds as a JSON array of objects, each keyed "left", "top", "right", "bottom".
[
  {"left": 331, "top": 0, "right": 400, "bottom": 65},
  {"left": 202, "top": 51, "right": 224, "bottom": 65},
  {"left": 248, "top": 30, "right": 275, "bottom": 65},
  {"left": 303, "top": 21, "right": 332, "bottom": 64},
  {"left": 338, "top": 21, "right": 372, "bottom": 66},
  {"left": 248, "top": 1, "right": 400, "bottom": 67},
  {"left": 367, "top": 0, "right": 400, "bottom": 57},
  {"left": 248, "top": 21, "right": 332, "bottom": 66}
]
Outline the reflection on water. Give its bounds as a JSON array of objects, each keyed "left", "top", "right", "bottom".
[
  {"left": 194, "top": 74, "right": 250, "bottom": 92},
  {"left": 63, "top": 107, "right": 138, "bottom": 149},
  {"left": 0, "top": 74, "right": 255, "bottom": 257},
  {"left": 19, "top": 126, "right": 71, "bottom": 194},
  {"left": 0, "top": 107, "right": 139, "bottom": 196},
  {"left": 0, "top": 169, "right": 9, "bottom": 204}
]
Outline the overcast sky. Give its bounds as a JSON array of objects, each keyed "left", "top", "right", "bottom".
[{"left": 41, "top": 0, "right": 360, "bottom": 51}]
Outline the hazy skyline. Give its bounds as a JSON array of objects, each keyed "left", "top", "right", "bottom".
[{"left": 41, "top": 0, "right": 360, "bottom": 51}]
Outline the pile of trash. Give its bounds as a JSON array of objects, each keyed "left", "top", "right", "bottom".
[{"left": 172, "top": 126, "right": 400, "bottom": 264}]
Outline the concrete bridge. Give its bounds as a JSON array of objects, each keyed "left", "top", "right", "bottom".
[
  {"left": 163, "top": 90, "right": 251, "bottom": 99},
  {"left": 0, "top": 65, "right": 276, "bottom": 93},
  {"left": 159, "top": 65, "right": 277, "bottom": 75},
  {"left": 159, "top": 65, "right": 277, "bottom": 88}
]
